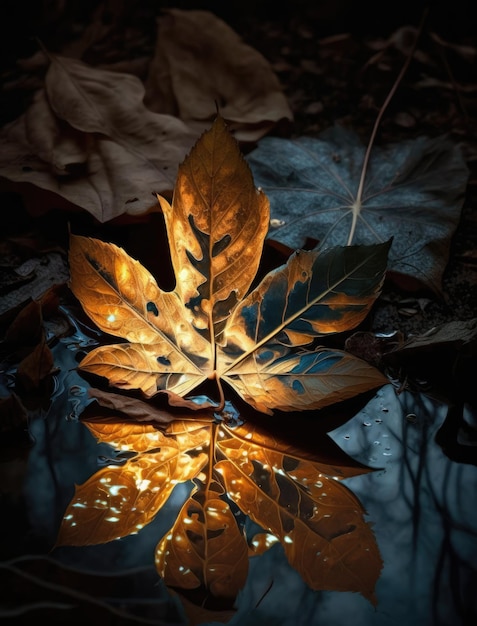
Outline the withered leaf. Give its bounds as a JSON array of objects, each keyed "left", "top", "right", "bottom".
[
  {"left": 87, "top": 387, "right": 216, "bottom": 424},
  {"left": 0, "top": 55, "right": 197, "bottom": 222},
  {"left": 145, "top": 9, "right": 293, "bottom": 142},
  {"left": 69, "top": 116, "right": 390, "bottom": 414}
]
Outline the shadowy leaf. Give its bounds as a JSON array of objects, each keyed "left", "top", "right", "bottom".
[
  {"left": 0, "top": 56, "right": 197, "bottom": 222},
  {"left": 145, "top": 9, "right": 293, "bottom": 142},
  {"left": 246, "top": 126, "right": 468, "bottom": 294}
]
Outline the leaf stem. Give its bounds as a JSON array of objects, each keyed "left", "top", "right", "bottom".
[
  {"left": 206, "top": 423, "right": 218, "bottom": 489},
  {"left": 215, "top": 375, "right": 226, "bottom": 413},
  {"left": 348, "top": 6, "right": 430, "bottom": 246}
]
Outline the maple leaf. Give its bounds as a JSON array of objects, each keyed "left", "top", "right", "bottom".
[
  {"left": 56, "top": 411, "right": 383, "bottom": 612},
  {"left": 68, "top": 115, "right": 390, "bottom": 415}
]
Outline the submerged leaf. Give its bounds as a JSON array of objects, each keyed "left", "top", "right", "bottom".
[
  {"left": 156, "top": 480, "right": 249, "bottom": 600},
  {"left": 216, "top": 421, "right": 383, "bottom": 605},
  {"left": 56, "top": 420, "right": 210, "bottom": 546}
]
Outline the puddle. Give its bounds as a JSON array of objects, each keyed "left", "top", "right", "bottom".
[{"left": 1, "top": 338, "right": 476, "bottom": 626}]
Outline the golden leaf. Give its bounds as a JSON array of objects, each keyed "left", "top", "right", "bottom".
[
  {"left": 69, "top": 115, "right": 390, "bottom": 414},
  {"left": 69, "top": 234, "right": 212, "bottom": 397},
  {"left": 221, "top": 347, "right": 388, "bottom": 415},
  {"left": 157, "top": 115, "right": 270, "bottom": 333}
]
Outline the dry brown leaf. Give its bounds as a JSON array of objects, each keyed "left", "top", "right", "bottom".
[
  {"left": 144, "top": 9, "right": 293, "bottom": 142},
  {"left": 0, "top": 55, "right": 198, "bottom": 222}
]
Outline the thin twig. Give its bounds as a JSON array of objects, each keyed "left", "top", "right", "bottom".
[{"left": 348, "top": 6, "right": 431, "bottom": 245}]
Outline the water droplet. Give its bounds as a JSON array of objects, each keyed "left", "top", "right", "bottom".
[
  {"left": 343, "top": 434, "right": 350, "bottom": 440},
  {"left": 270, "top": 218, "right": 286, "bottom": 228},
  {"left": 363, "top": 421, "right": 372, "bottom": 427},
  {"left": 406, "top": 413, "right": 417, "bottom": 423},
  {"left": 375, "top": 418, "right": 383, "bottom": 424}
]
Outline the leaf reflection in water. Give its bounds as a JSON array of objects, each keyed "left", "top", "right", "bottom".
[{"left": 56, "top": 398, "right": 383, "bottom": 618}]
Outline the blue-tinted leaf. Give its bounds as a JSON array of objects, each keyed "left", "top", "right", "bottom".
[
  {"left": 221, "top": 347, "right": 387, "bottom": 414},
  {"left": 247, "top": 126, "right": 468, "bottom": 293},
  {"left": 220, "top": 241, "right": 390, "bottom": 356}
]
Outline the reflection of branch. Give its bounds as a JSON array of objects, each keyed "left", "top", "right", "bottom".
[
  {"left": 0, "top": 556, "right": 162, "bottom": 625},
  {"left": 423, "top": 419, "right": 477, "bottom": 625}
]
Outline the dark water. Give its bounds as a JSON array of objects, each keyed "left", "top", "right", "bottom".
[{"left": 1, "top": 325, "right": 476, "bottom": 626}]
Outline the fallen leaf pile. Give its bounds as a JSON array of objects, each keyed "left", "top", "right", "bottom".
[{"left": 0, "top": 9, "right": 293, "bottom": 222}]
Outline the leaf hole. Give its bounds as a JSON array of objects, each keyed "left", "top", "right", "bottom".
[
  {"left": 147, "top": 301, "right": 159, "bottom": 316},
  {"left": 292, "top": 379, "right": 305, "bottom": 394},
  {"left": 157, "top": 355, "right": 171, "bottom": 366}
]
